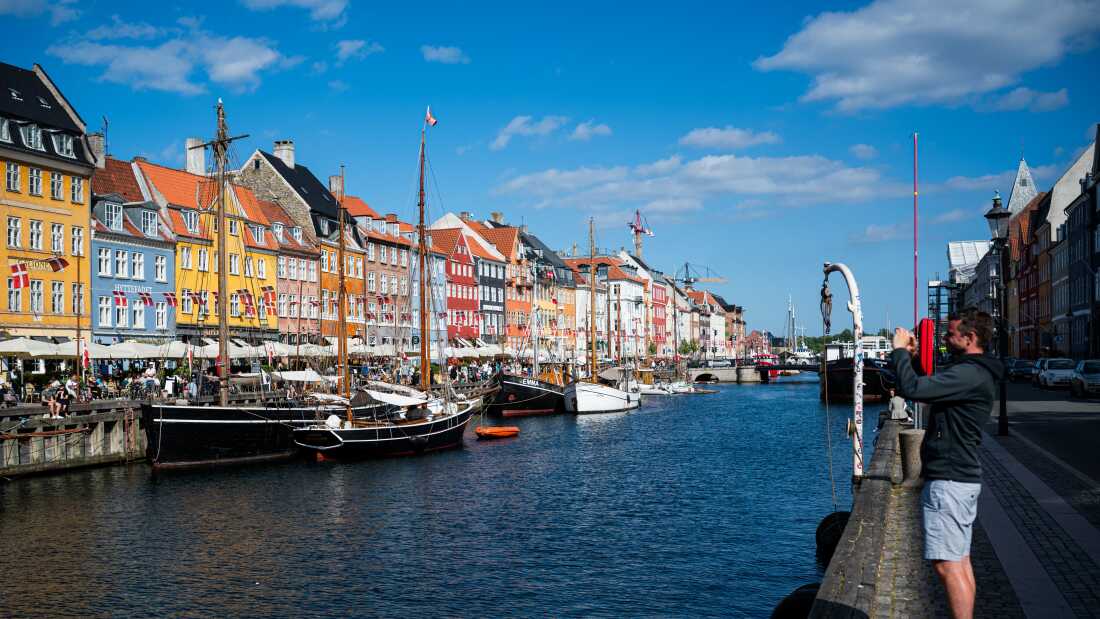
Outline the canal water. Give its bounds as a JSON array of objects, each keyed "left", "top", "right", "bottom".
[{"left": 0, "top": 377, "right": 882, "bottom": 617}]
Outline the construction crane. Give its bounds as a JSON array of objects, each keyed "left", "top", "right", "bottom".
[
  {"left": 674, "top": 262, "right": 726, "bottom": 290},
  {"left": 628, "top": 210, "right": 653, "bottom": 258}
]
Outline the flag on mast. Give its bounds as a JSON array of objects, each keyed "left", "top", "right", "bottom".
[{"left": 425, "top": 106, "right": 438, "bottom": 127}]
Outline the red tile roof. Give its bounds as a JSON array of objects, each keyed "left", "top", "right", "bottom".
[
  {"left": 1009, "top": 192, "right": 1046, "bottom": 261},
  {"left": 343, "top": 194, "right": 379, "bottom": 218},
  {"left": 256, "top": 199, "right": 318, "bottom": 254},
  {"left": 429, "top": 228, "right": 461, "bottom": 256},
  {"left": 91, "top": 157, "right": 143, "bottom": 202}
]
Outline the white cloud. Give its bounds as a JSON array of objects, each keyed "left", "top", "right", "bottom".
[
  {"left": 943, "top": 163, "right": 1059, "bottom": 192},
  {"left": 570, "top": 120, "right": 612, "bottom": 141},
  {"left": 490, "top": 115, "right": 569, "bottom": 151},
  {"left": 754, "top": 0, "right": 1100, "bottom": 112},
  {"left": 849, "top": 143, "right": 877, "bottom": 160},
  {"left": 495, "top": 151, "right": 901, "bottom": 216},
  {"left": 991, "top": 87, "right": 1069, "bottom": 112},
  {"left": 86, "top": 15, "right": 161, "bottom": 40},
  {"left": 851, "top": 223, "right": 906, "bottom": 243},
  {"left": 47, "top": 25, "right": 290, "bottom": 95},
  {"left": 328, "top": 79, "right": 349, "bottom": 92},
  {"left": 0, "top": 0, "right": 78, "bottom": 24},
  {"left": 929, "top": 208, "right": 971, "bottom": 224},
  {"left": 336, "top": 39, "right": 383, "bottom": 63},
  {"left": 311, "top": 61, "right": 328, "bottom": 74},
  {"left": 240, "top": 0, "right": 347, "bottom": 23},
  {"left": 421, "top": 45, "right": 471, "bottom": 64},
  {"left": 678, "top": 126, "right": 780, "bottom": 149}
]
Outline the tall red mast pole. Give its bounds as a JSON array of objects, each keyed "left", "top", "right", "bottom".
[{"left": 913, "top": 132, "right": 919, "bottom": 327}]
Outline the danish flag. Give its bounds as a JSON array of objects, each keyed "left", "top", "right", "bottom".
[
  {"left": 46, "top": 256, "right": 69, "bottom": 272},
  {"left": 261, "top": 285, "right": 277, "bottom": 306},
  {"left": 113, "top": 291, "right": 127, "bottom": 307},
  {"left": 163, "top": 292, "right": 178, "bottom": 307},
  {"left": 187, "top": 290, "right": 203, "bottom": 304},
  {"left": 138, "top": 292, "right": 154, "bottom": 306},
  {"left": 10, "top": 263, "right": 29, "bottom": 288},
  {"left": 425, "top": 106, "right": 438, "bottom": 127}
]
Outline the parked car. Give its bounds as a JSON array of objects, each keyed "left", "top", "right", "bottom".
[
  {"left": 1038, "top": 358, "right": 1076, "bottom": 389},
  {"left": 1070, "top": 360, "right": 1100, "bottom": 397},
  {"left": 1032, "top": 358, "right": 1050, "bottom": 385},
  {"left": 1008, "top": 359, "right": 1038, "bottom": 382}
]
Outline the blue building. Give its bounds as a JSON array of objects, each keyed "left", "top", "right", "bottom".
[
  {"left": 410, "top": 242, "right": 448, "bottom": 357},
  {"left": 90, "top": 168, "right": 176, "bottom": 344}
]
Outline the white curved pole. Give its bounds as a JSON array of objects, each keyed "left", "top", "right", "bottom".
[{"left": 823, "top": 262, "right": 864, "bottom": 479}]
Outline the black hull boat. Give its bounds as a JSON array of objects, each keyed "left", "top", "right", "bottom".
[
  {"left": 293, "top": 403, "right": 477, "bottom": 460},
  {"left": 819, "top": 357, "right": 895, "bottom": 403},
  {"left": 489, "top": 374, "right": 565, "bottom": 417},
  {"left": 142, "top": 402, "right": 382, "bottom": 469}
]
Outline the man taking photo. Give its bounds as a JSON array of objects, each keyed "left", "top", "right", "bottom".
[{"left": 890, "top": 308, "right": 1002, "bottom": 619}]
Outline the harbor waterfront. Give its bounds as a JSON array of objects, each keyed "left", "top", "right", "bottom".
[{"left": 0, "top": 378, "right": 871, "bottom": 617}]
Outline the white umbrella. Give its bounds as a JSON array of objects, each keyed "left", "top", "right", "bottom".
[
  {"left": 53, "top": 340, "right": 114, "bottom": 359},
  {"left": 0, "top": 338, "right": 61, "bottom": 357}
]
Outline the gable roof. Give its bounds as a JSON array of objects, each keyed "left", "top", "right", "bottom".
[
  {"left": 429, "top": 228, "right": 462, "bottom": 256},
  {"left": 91, "top": 157, "right": 144, "bottom": 202},
  {"left": 258, "top": 150, "right": 339, "bottom": 219},
  {"left": 344, "top": 194, "right": 379, "bottom": 218},
  {"left": 1006, "top": 158, "right": 1038, "bottom": 216},
  {"left": 256, "top": 198, "right": 317, "bottom": 253},
  {"left": 0, "top": 62, "right": 82, "bottom": 132}
]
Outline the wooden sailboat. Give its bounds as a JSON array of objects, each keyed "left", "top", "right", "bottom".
[
  {"left": 292, "top": 109, "right": 477, "bottom": 459},
  {"left": 141, "top": 101, "right": 360, "bottom": 469},
  {"left": 564, "top": 219, "right": 641, "bottom": 414}
]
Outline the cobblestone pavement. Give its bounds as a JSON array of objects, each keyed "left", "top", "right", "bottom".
[
  {"left": 979, "top": 446, "right": 1100, "bottom": 617},
  {"left": 992, "top": 433, "right": 1100, "bottom": 530}
]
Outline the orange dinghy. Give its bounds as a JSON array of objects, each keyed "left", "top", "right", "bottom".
[{"left": 475, "top": 426, "right": 520, "bottom": 440}]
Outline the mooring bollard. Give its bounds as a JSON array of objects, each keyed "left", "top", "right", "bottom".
[{"left": 899, "top": 428, "right": 925, "bottom": 487}]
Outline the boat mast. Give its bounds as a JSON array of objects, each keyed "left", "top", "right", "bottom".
[
  {"left": 336, "top": 165, "right": 349, "bottom": 403},
  {"left": 213, "top": 101, "right": 231, "bottom": 407},
  {"left": 417, "top": 129, "right": 430, "bottom": 392},
  {"left": 532, "top": 267, "right": 540, "bottom": 378},
  {"left": 588, "top": 218, "right": 597, "bottom": 379}
]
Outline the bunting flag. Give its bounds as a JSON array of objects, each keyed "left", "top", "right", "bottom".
[
  {"left": 261, "top": 285, "right": 277, "bottom": 307},
  {"left": 46, "top": 256, "right": 69, "bottom": 272},
  {"left": 309, "top": 299, "right": 321, "bottom": 307},
  {"left": 112, "top": 291, "right": 127, "bottom": 307},
  {"left": 10, "top": 263, "right": 29, "bottom": 289},
  {"left": 138, "top": 292, "right": 154, "bottom": 306},
  {"left": 163, "top": 292, "right": 178, "bottom": 307},
  {"left": 187, "top": 290, "right": 203, "bottom": 304}
]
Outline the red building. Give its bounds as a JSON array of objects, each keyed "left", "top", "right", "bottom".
[
  {"left": 432, "top": 229, "right": 478, "bottom": 341},
  {"left": 651, "top": 280, "right": 667, "bottom": 356}
]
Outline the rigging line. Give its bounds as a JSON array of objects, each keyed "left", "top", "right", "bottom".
[{"left": 820, "top": 278, "right": 838, "bottom": 512}]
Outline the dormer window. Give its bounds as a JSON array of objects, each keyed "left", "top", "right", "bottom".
[
  {"left": 0, "top": 118, "right": 9, "bottom": 142},
  {"left": 291, "top": 227, "right": 302, "bottom": 242},
  {"left": 105, "top": 203, "right": 123, "bottom": 230},
  {"left": 36, "top": 96, "right": 50, "bottom": 109},
  {"left": 251, "top": 224, "right": 265, "bottom": 244},
  {"left": 183, "top": 211, "right": 199, "bottom": 233},
  {"left": 141, "top": 211, "right": 158, "bottom": 237},
  {"left": 389, "top": 223, "right": 398, "bottom": 236},
  {"left": 52, "top": 134, "right": 74, "bottom": 158},
  {"left": 273, "top": 223, "right": 284, "bottom": 241},
  {"left": 8, "top": 89, "right": 21, "bottom": 102},
  {"left": 20, "top": 124, "right": 43, "bottom": 150},
  {"left": 319, "top": 219, "right": 330, "bottom": 235}
]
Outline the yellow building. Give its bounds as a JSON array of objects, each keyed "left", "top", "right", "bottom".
[
  {"left": 0, "top": 63, "right": 95, "bottom": 339},
  {"left": 134, "top": 159, "right": 280, "bottom": 341}
]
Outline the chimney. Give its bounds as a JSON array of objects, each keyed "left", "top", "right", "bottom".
[
  {"left": 87, "top": 132, "right": 106, "bottom": 169},
  {"left": 490, "top": 211, "right": 504, "bottom": 224},
  {"left": 460, "top": 211, "right": 473, "bottom": 221},
  {"left": 328, "top": 174, "right": 343, "bottom": 198},
  {"left": 273, "top": 140, "right": 295, "bottom": 169},
  {"left": 521, "top": 224, "right": 528, "bottom": 234},
  {"left": 185, "top": 137, "right": 205, "bottom": 175}
]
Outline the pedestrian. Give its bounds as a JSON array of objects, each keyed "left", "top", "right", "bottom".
[{"left": 890, "top": 308, "right": 1001, "bottom": 619}]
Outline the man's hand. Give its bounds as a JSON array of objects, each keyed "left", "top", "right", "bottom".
[{"left": 893, "top": 327, "right": 915, "bottom": 352}]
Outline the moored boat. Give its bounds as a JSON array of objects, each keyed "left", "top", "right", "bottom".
[
  {"left": 564, "top": 381, "right": 641, "bottom": 414},
  {"left": 490, "top": 373, "right": 565, "bottom": 417}
]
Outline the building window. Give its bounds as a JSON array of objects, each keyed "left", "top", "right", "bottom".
[
  {"left": 309, "top": 260, "right": 317, "bottom": 282},
  {"left": 379, "top": 245, "right": 387, "bottom": 264},
  {"left": 0, "top": 118, "right": 8, "bottom": 142},
  {"left": 155, "top": 302, "right": 167, "bottom": 329},
  {"left": 132, "top": 253, "right": 145, "bottom": 279},
  {"left": 51, "top": 223, "right": 63, "bottom": 253},
  {"left": 5, "top": 162, "right": 18, "bottom": 192},
  {"left": 257, "top": 258, "right": 266, "bottom": 279},
  {"left": 71, "top": 226, "right": 84, "bottom": 256},
  {"left": 278, "top": 294, "right": 288, "bottom": 317},
  {"left": 320, "top": 250, "right": 328, "bottom": 273},
  {"left": 53, "top": 134, "right": 74, "bottom": 158},
  {"left": 28, "top": 168, "right": 41, "bottom": 195},
  {"left": 367, "top": 243, "right": 376, "bottom": 261},
  {"left": 299, "top": 258, "right": 307, "bottom": 280},
  {"left": 6, "top": 217, "right": 20, "bottom": 248},
  {"left": 70, "top": 177, "right": 83, "bottom": 203},
  {"left": 288, "top": 257, "right": 298, "bottom": 280},
  {"left": 368, "top": 272, "right": 376, "bottom": 292},
  {"left": 244, "top": 256, "right": 254, "bottom": 277},
  {"left": 198, "top": 248, "right": 209, "bottom": 272},
  {"left": 277, "top": 256, "right": 287, "bottom": 278},
  {"left": 230, "top": 254, "right": 240, "bottom": 275},
  {"left": 180, "top": 246, "right": 192, "bottom": 269},
  {"left": 133, "top": 304, "right": 145, "bottom": 329},
  {"left": 288, "top": 295, "right": 299, "bottom": 318},
  {"left": 21, "top": 124, "right": 43, "bottom": 150},
  {"left": 105, "top": 203, "right": 123, "bottom": 229},
  {"left": 155, "top": 255, "right": 167, "bottom": 282},
  {"left": 115, "top": 250, "right": 129, "bottom": 277},
  {"left": 50, "top": 172, "right": 63, "bottom": 199},
  {"left": 29, "top": 280, "right": 43, "bottom": 314},
  {"left": 141, "top": 211, "right": 158, "bottom": 236},
  {"left": 273, "top": 223, "right": 284, "bottom": 241},
  {"left": 228, "top": 219, "right": 239, "bottom": 236},
  {"left": 72, "top": 283, "right": 84, "bottom": 315},
  {"left": 7, "top": 279, "right": 21, "bottom": 312},
  {"left": 291, "top": 227, "right": 302, "bottom": 242},
  {"left": 29, "top": 220, "right": 42, "bottom": 250},
  {"left": 230, "top": 293, "right": 240, "bottom": 317},
  {"left": 250, "top": 224, "right": 264, "bottom": 244},
  {"left": 181, "top": 289, "right": 193, "bottom": 314},
  {"left": 51, "top": 281, "right": 63, "bottom": 314},
  {"left": 115, "top": 301, "right": 128, "bottom": 327},
  {"left": 182, "top": 211, "right": 198, "bottom": 233},
  {"left": 98, "top": 296, "right": 111, "bottom": 326}
]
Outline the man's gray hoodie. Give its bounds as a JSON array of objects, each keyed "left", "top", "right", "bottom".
[{"left": 889, "top": 350, "right": 1003, "bottom": 483}]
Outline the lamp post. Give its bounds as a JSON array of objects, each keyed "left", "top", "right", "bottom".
[{"left": 984, "top": 191, "right": 1012, "bottom": 436}]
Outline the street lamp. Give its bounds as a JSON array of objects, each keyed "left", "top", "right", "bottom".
[{"left": 984, "top": 191, "right": 1011, "bottom": 436}]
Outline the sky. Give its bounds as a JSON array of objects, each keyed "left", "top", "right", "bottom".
[{"left": 3, "top": 0, "right": 1099, "bottom": 336}]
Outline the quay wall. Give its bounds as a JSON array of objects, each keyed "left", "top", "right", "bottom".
[{"left": 810, "top": 420, "right": 903, "bottom": 617}]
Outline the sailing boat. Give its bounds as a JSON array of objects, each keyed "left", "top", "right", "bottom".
[
  {"left": 292, "top": 109, "right": 478, "bottom": 459},
  {"left": 564, "top": 219, "right": 641, "bottom": 414},
  {"left": 141, "top": 101, "right": 362, "bottom": 469}
]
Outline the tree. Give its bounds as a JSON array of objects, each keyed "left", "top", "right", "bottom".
[
  {"left": 647, "top": 342, "right": 657, "bottom": 356},
  {"left": 678, "top": 340, "right": 699, "bottom": 356}
]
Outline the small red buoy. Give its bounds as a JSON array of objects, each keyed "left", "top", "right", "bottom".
[
  {"left": 315, "top": 452, "right": 328, "bottom": 462},
  {"left": 475, "top": 426, "right": 520, "bottom": 440}
]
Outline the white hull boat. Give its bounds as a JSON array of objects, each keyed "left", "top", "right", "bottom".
[{"left": 564, "top": 381, "right": 641, "bottom": 414}]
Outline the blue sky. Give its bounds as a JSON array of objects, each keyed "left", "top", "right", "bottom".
[{"left": 3, "top": 0, "right": 1099, "bottom": 335}]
